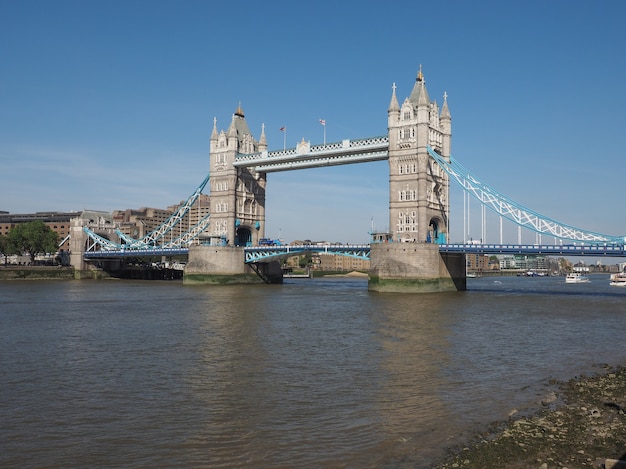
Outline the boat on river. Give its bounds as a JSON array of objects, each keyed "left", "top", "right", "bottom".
[
  {"left": 609, "top": 272, "right": 626, "bottom": 287},
  {"left": 565, "top": 272, "right": 590, "bottom": 284}
]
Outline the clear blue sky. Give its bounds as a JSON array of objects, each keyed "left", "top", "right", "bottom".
[{"left": 2, "top": 0, "right": 625, "bottom": 245}]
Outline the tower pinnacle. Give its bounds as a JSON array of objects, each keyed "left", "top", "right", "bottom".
[{"left": 388, "top": 82, "right": 400, "bottom": 112}]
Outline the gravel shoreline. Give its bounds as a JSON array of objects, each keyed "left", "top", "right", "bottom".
[{"left": 432, "top": 365, "right": 626, "bottom": 469}]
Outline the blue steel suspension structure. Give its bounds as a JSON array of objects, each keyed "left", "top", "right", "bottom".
[
  {"left": 83, "top": 173, "right": 211, "bottom": 252},
  {"left": 244, "top": 244, "right": 370, "bottom": 264},
  {"left": 427, "top": 146, "right": 625, "bottom": 245},
  {"left": 81, "top": 136, "right": 625, "bottom": 259}
]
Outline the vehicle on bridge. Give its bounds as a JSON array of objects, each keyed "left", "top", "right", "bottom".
[{"left": 258, "top": 238, "right": 283, "bottom": 246}]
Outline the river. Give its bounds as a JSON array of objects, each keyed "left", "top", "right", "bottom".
[{"left": 1, "top": 274, "right": 625, "bottom": 468}]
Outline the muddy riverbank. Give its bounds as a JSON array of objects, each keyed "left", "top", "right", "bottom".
[{"left": 433, "top": 365, "right": 626, "bottom": 468}]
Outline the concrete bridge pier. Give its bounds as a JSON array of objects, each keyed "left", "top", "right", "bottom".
[
  {"left": 183, "top": 245, "right": 283, "bottom": 285},
  {"left": 368, "top": 243, "right": 466, "bottom": 293},
  {"left": 69, "top": 220, "right": 116, "bottom": 279}
]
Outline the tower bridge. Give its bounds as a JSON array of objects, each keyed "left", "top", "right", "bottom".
[{"left": 77, "top": 69, "right": 625, "bottom": 291}]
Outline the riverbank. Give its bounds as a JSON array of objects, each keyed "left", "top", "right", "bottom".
[
  {"left": 0, "top": 266, "right": 74, "bottom": 280},
  {"left": 432, "top": 365, "right": 626, "bottom": 468}
]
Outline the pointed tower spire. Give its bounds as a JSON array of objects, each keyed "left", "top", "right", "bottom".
[
  {"left": 259, "top": 123, "right": 267, "bottom": 145},
  {"left": 417, "top": 81, "right": 430, "bottom": 107},
  {"left": 388, "top": 82, "right": 400, "bottom": 112},
  {"left": 440, "top": 91, "right": 452, "bottom": 158},
  {"left": 227, "top": 113, "right": 237, "bottom": 138},
  {"left": 210, "top": 116, "right": 218, "bottom": 141},
  {"left": 409, "top": 64, "right": 430, "bottom": 106},
  {"left": 227, "top": 112, "right": 238, "bottom": 152},
  {"left": 441, "top": 91, "right": 451, "bottom": 120},
  {"left": 235, "top": 101, "right": 245, "bottom": 118},
  {"left": 259, "top": 123, "right": 267, "bottom": 151}
]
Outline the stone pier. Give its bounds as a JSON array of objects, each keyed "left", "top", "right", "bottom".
[
  {"left": 368, "top": 243, "right": 466, "bottom": 293},
  {"left": 183, "top": 245, "right": 283, "bottom": 285}
]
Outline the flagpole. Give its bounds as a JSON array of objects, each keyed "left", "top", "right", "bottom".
[
  {"left": 319, "top": 119, "right": 326, "bottom": 145},
  {"left": 284, "top": 128, "right": 286, "bottom": 150}
]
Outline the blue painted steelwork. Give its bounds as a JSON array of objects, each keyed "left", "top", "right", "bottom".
[
  {"left": 82, "top": 244, "right": 371, "bottom": 262},
  {"left": 233, "top": 136, "right": 389, "bottom": 172},
  {"left": 80, "top": 135, "right": 625, "bottom": 260},
  {"left": 244, "top": 244, "right": 371, "bottom": 263},
  {"left": 122, "top": 172, "right": 211, "bottom": 248},
  {"left": 81, "top": 243, "right": 626, "bottom": 263},
  {"left": 439, "top": 243, "right": 625, "bottom": 257},
  {"left": 427, "top": 146, "right": 625, "bottom": 245},
  {"left": 83, "top": 173, "right": 211, "bottom": 252},
  {"left": 84, "top": 248, "right": 189, "bottom": 259}
]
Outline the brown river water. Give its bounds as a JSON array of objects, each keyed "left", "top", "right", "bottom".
[{"left": 1, "top": 275, "right": 625, "bottom": 468}]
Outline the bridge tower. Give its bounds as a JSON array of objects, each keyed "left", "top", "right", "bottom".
[
  {"left": 387, "top": 67, "right": 451, "bottom": 243},
  {"left": 369, "top": 70, "right": 464, "bottom": 293},
  {"left": 185, "top": 106, "right": 281, "bottom": 284},
  {"left": 208, "top": 105, "right": 267, "bottom": 246}
]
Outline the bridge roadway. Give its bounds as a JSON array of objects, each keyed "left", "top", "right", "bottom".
[{"left": 82, "top": 243, "right": 626, "bottom": 262}]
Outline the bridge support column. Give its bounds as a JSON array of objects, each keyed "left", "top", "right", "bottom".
[
  {"left": 68, "top": 220, "right": 109, "bottom": 279},
  {"left": 368, "top": 243, "right": 466, "bottom": 293},
  {"left": 183, "top": 245, "right": 283, "bottom": 285}
]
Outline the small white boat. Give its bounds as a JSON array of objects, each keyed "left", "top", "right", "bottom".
[
  {"left": 609, "top": 272, "right": 626, "bottom": 287},
  {"left": 565, "top": 272, "right": 590, "bottom": 284}
]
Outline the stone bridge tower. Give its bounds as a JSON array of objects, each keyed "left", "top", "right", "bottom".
[
  {"left": 369, "top": 70, "right": 464, "bottom": 293},
  {"left": 208, "top": 105, "right": 267, "bottom": 246},
  {"left": 387, "top": 68, "right": 451, "bottom": 244}
]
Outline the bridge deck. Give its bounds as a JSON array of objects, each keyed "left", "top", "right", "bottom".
[
  {"left": 439, "top": 243, "right": 625, "bottom": 256},
  {"left": 83, "top": 243, "right": 626, "bottom": 261}
]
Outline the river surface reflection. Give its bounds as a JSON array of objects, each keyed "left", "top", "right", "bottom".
[{"left": 1, "top": 275, "right": 625, "bottom": 468}]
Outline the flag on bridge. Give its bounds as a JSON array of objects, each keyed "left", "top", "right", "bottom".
[
  {"left": 319, "top": 119, "right": 326, "bottom": 144},
  {"left": 279, "top": 126, "right": 286, "bottom": 131}
]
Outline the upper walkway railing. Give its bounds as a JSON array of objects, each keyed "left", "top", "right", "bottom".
[{"left": 233, "top": 136, "right": 389, "bottom": 172}]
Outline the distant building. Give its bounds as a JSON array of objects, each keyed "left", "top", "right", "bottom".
[
  {"left": 466, "top": 253, "right": 490, "bottom": 273},
  {"left": 280, "top": 242, "right": 371, "bottom": 272},
  {"left": 2, "top": 192, "right": 211, "bottom": 257},
  {"left": 112, "top": 207, "right": 174, "bottom": 239},
  {"left": 167, "top": 193, "right": 211, "bottom": 232},
  {"left": 498, "top": 254, "right": 549, "bottom": 271},
  {"left": 317, "top": 253, "right": 370, "bottom": 272},
  {"left": 110, "top": 194, "right": 210, "bottom": 241},
  {"left": 0, "top": 211, "right": 77, "bottom": 251}
]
